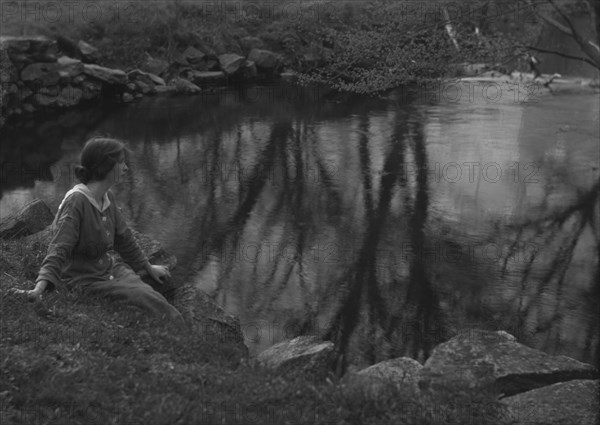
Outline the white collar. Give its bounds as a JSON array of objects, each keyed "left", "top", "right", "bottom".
[{"left": 61, "top": 183, "right": 112, "bottom": 213}]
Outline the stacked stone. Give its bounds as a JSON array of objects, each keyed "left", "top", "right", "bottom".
[
  {"left": 0, "top": 35, "right": 288, "bottom": 128},
  {"left": 0, "top": 36, "right": 168, "bottom": 126}
]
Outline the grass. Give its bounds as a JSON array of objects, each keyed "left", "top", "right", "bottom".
[
  {"left": 0, "top": 235, "right": 512, "bottom": 425},
  {"left": 1, "top": 0, "right": 347, "bottom": 71}
]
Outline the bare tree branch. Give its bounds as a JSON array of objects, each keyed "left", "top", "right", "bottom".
[
  {"left": 525, "top": 44, "right": 599, "bottom": 67},
  {"left": 527, "top": 0, "right": 600, "bottom": 68}
]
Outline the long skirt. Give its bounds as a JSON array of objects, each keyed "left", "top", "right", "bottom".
[{"left": 73, "top": 262, "right": 184, "bottom": 324}]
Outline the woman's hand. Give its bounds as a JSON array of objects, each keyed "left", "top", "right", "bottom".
[
  {"left": 146, "top": 264, "right": 171, "bottom": 285},
  {"left": 8, "top": 287, "right": 43, "bottom": 302}
]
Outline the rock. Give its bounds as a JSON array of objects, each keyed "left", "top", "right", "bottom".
[
  {"left": 80, "top": 80, "right": 102, "bottom": 100},
  {"left": 142, "top": 54, "right": 169, "bottom": 76},
  {"left": 128, "top": 70, "right": 158, "bottom": 94},
  {"left": 280, "top": 71, "right": 297, "bottom": 81},
  {"left": 183, "top": 46, "right": 205, "bottom": 64},
  {"left": 20, "top": 62, "right": 61, "bottom": 85},
  {"left": 0, "top": 36, "right": 32, "bottom": 53},
  {"left": 187, "top": 71, "right": 227, "bottom": 87},
  {"left": 56, "top": 85, "right": 83, "bottom": 107},
  {"left": 0, "top": 36, "right": 55, "bottom": 55},
  {"left": 256, "top": 335, "right": 335, "bottom": 378},
  {"left": 357, "top": 357, "right": 423, "bottom": 392},
  {"left": 342, "top": 357, "right": 423, "bottom": 401},
  {"left": 502, "top": 379, "right": 599, "bottom": 425},
  {"left": 7, "top": 52, "right": 34, "bottom": 68},
  {"left": 33, "top": 86, "right": 60, "bottom": 107},
  {"left": 241, "top": 60, "right": 257, "bottom": 79},
  {"left": 128, "top": 69, "right": 165, "bottom": 86},
  {"left": 240, "top": 36, "right": 264, "bottom": 54},
  {"left": 418, "top": 329, "right": 599, "bottom": 397},
  {"left": 133, "top": 80, "right": 154, "bottom": 94},
  {"left": 154, "top": 85, "right": 178, "bottom": 95},
  {"left": 218, "top": 53, "right": 245, "bottom": 76},
  {"left": 172, "top": 51, "right": 189, "bottom": 66},
  {"left": 248, "top": 48, "right": 280, "bottom": 72},
  {"left": 121, "top": 92, "right": 134, "bottom": 102},
  {"left": 0, "top": 199, "right": 54, "bottom": 239},
  {"left": 56, "top": 56, "right": 84, "bottom": 78},
  {"left": 169, "top": 77, "right": 201, "bottom": 94},
  {"left": 172, "top": 285, "right": 247, "bottom": 354},
  {"left": 77, "top": 40, "right": 100, "bottom": 63},
  {"left": 83, "top": 64, "right": 127, "bottom": 85}
]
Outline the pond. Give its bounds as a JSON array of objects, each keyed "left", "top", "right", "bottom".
[{"left": 1, "top": 80, "right": 598, "bottom": 370}]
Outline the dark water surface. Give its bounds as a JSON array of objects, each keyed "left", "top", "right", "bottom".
[{"left": 1, "top": 82, "right": 598, "bottom": 368}]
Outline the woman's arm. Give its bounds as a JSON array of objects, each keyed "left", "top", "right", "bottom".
[
  {"left": 12, "top": 195, "right": 83, "bottom": 300},
  {"left": 110, "top": 193, "right": 171, "bottom": 284},
  {"left": 36, "top": 194, "right": 82, "bottom": 292},
  {"left": 111, "top": 192, "right": 150, "bottom": 272}
]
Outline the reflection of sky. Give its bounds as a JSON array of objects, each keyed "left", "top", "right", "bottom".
[{"left": 423, "top": 92, "right": 599, "bottom": 235}]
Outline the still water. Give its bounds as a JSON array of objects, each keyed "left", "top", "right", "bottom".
[{"left": 1, "top": 81, "right": 598, "bottom": 368}]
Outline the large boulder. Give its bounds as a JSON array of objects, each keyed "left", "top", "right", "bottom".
[
  {"left": 142, "top": 54, "right": 169, "bottom": 76},
  {"left": 218, "top": 53, "right": 245, "bottom": 76},
  {"left": 247, "top": 48, "right": 280, "bottom": 72},
  {"left": 20, "top": 62, "right": 61, "bottom": 85},
  {"left": 83, "top": 64, "right": 127, "bottom": 85},
  {"left": 172, "top": 285, "right": 247, "bottom": 356},
  {"left": 256, "top": 335, "right": 335, "bottom": 378},
  {"left": 419, "top": 330, "right": 599, "bottom": 397},
  {"left": 182, "top": 46, "right": 205, "bottom": 65},
  {"left": 127, "top": 69, "right": 164, "bottom": 95},
  {"left": 239, "top": 36, "right": 265, "bottom": 54},
  {"left": 0, "top": 200, "right": 54, "bottom": 239},
  {"left": 344, "top": 357, "right": 423, "bottom": 400},
  {"left": 56, "top": 56, "right": 84, "bottom": 78},
  {"left": 502, "top": 379, "right": 599, "bottom": 425}
]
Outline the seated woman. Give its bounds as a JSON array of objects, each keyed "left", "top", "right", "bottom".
[{"left": 14, "top": 137, "right": 185, "bottom": 325}]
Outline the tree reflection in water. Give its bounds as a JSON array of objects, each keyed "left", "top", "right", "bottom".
[{"left": 85, "top": 85, "right": 598, "bottom": 371}]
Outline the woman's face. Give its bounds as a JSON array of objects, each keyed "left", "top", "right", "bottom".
[{"left": 108, "top": 151, "right": 128, "bottom": 185}]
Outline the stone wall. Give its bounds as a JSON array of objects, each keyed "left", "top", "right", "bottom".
[{"left": 0, "top": 35, "right": 288, "bottom": 128}]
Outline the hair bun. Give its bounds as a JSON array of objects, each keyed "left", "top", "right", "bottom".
[{"left": 74, "top": 165, "right": 91, "bottom": 184}]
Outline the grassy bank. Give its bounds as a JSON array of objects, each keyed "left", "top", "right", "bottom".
[
  {"left": 0, "top": 235, "right": 509, "bottom": 425},
  {"left": 1, "top": 0, "right": 522, "bottom": 93},
  {"left": 1, "top": 0, "right": 347, "bottom": 71}
]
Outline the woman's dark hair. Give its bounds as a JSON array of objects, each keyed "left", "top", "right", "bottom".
[{"left": 74, "top": 137, "right": 128, "bottom": 184}]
